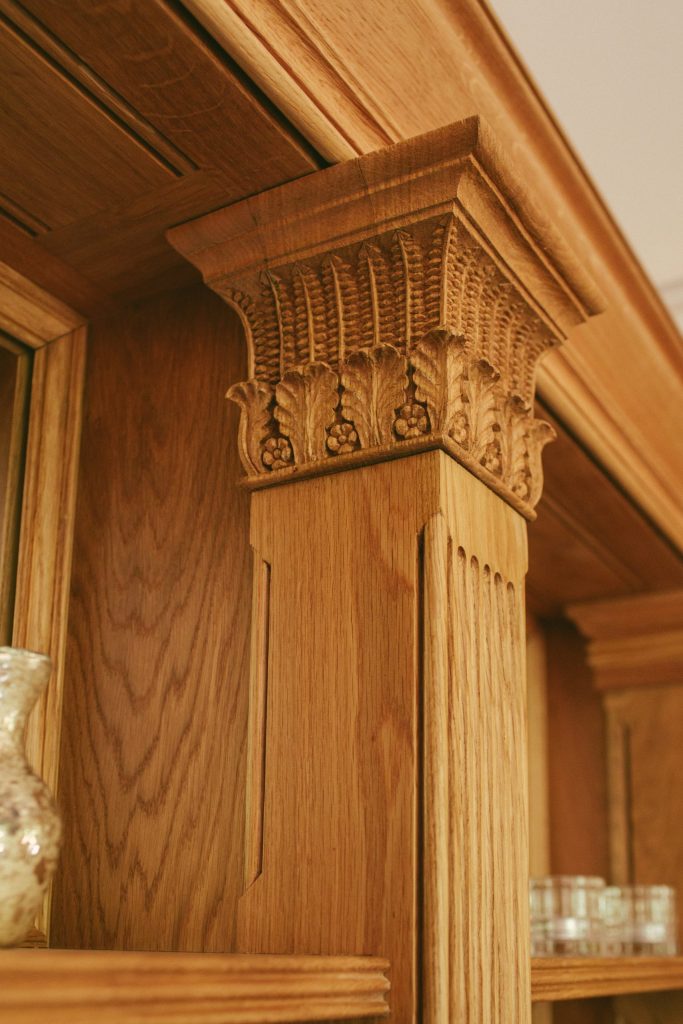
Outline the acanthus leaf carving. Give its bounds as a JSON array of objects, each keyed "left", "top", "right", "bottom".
[
  {"left": 412, "top": 328, "right": 467, "bottom": 441},
  {"left": 340, "top": 344, "right": 408, "bottom": 448},
  {"left": 275, "top": 361, "right": 339, "bottom": 465},
  {"left": 525, "top": 419, "right": 557, "bottom": 508},
  {"left": 226, "top": 379, "right": 273, "bottom": 476},
  {"left": 463, "top": 359, "right": 500, "bottom": 463},
  {"left": 498, "top": 395, "right": 530, "bottom": 495}
]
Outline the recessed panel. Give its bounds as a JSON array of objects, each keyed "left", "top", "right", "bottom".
[{"left": 0, "top": 17, "right": 173, "bottom": 230}]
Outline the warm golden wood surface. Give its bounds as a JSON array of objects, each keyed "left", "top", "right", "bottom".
[
  {"left": 0, "top": 261, "right": 85, "bottom": 347},
  {"left": 569, "top": 590, "right": 683, "bottom": 691},
  {"left": 15, "top": 329, "right": 86, "bottom": 794},
  {"left": 51, "top": 288, "right": 252, "bottom": 951},
  {"left": 0, "top": 949, "right": 390, "bottom": 1023},
  {"left": 237, "top": 451, "right": 529, "bottom": 1024},
  {"left": 614, "top": 991, "right": 683, "bottom": 1023},
  {"left": 0, "top": 0, "right": 319, "bottom": 307},
  {"left": 527, "top": 617, "right": 550, "bottom": 878},
  {"left": 544, "top": 621, "right": 610, "bottom": 880},
  {"left": 528, "top": 406, "right": 683, "bottom": 616},
  {"left": 179, "top": 0, "right": 683, "bottom": 552},
  {"left": 0, "top": 337, "right": 31, "bottom": 645},
  {"left": 531, "top": 958, "right": 683, "bottom": 1002},
  {"left": 12, "top": 328, "right": 86, "bottom": 938},
  {"left": 604, "top": 687, "right": 683, "bottom": 946}
]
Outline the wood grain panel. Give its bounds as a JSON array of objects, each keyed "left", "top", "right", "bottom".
[
  {"left": 605, "top": 687, "right": 683, "bottom": 951},
  {"left": 238, "top": 456, "right": 428, "bottom": 1023},
  {"left": 51, "top": 286, "right": 252, "bottom": 951},
  {"left": 614, "top": 991, "right": 683, "bottom": 1023},
  {"left": 39, "top": 173, "right": 232, "bottom": 303},
  {"left": 545, "top": 621, "right": 610, "bottom": 879},
  {"left": 20, "top": 0, "right": 319, "bottom": 191},
  {"left": 0, "top": 15, "right": 173, "bottom": 228}
]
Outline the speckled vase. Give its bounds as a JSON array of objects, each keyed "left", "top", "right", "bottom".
[{"left": 0, "top": 647, "right": 61, "bottom": 946}]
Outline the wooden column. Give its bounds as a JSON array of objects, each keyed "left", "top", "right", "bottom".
[{"left": 169, "top": 118, "right": 598, "bottom": 1024}]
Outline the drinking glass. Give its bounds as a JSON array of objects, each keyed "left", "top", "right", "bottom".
[{"left": 530, "top": 876, "right": 606, "bottom": 956}]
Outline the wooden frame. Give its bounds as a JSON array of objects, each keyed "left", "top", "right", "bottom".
[
  {"left": 0, "top": 262, "right": 87, "bottom": 939},
  {"left": 0, "top": 333, "right": 32, "bottom": 645}
]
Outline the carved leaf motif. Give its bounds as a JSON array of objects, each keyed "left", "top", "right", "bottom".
[
  {"left": 412, "top": 328, "right": 466, "bottom": 438},
  {"left": 497, "top": 395, "right": 530, "bottom": 489},
  {"left": 525, "top": 418, "right": 556, "bottom": 508},
  {"left": 226, "top": 379, "right": 273, "bottom": 476},
  {"left": 463, "top": 360, "right": 500, "bottom": 463},
  {"left": 275, "top": 362, "right": 339, "bottom": 464},
  {"left": 340, "top": 344, "right": 408, "bottom": 448}
]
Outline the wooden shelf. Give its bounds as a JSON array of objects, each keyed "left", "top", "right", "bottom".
[
  {"left": 532, "top": 956, "right": 683, "bottom": 1002},
  {"left": 0, "top": 949, "right": 390, "bottom": 1024}
]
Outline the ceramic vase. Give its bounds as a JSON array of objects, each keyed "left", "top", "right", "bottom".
[{"left": 0, "top": 647, "right": 61, "bottom": 946}]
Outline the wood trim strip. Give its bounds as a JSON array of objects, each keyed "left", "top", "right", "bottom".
[
  {"left": 531, "top": 957, "right": 683, "bottom": 1002},
  {"left": 0, "top": 261, "right": 85, "bottom": 348},
  {"left": 14, "top": 328, "right": 86, "bottom": 804},
  {"left": 0, "top": 340, "right": 31, "bottom": 645},
  {"left": 243, "top": 551, "right": 271, "bottom": 891},
  {"left": 0, "top": 949, "right": 391, "bottom": 1023},
  {"left": 421, "top": 512, "right": 451, "bottom": 1022}
]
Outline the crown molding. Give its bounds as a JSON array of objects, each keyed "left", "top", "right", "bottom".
[{"left": 568, "top": 589, "right": 683, "bottom": 691}]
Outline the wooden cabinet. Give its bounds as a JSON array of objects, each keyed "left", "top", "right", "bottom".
[{"left": 0, "top": 3, "right": 681, "bottom": 1023}]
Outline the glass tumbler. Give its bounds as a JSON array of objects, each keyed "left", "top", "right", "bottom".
[
  {"left": 601, "top": 885, "right": 629, "bottom": 955},
  {"left": 530, "top": 876, "right": 606, "bottom": 956},
  {"left": 621, "top": 885, "right": 678, "bottom": 955}
]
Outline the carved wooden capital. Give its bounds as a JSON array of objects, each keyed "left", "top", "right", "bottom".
[{"left": 168, "top": 118, "right": 599, "bottom": 518}]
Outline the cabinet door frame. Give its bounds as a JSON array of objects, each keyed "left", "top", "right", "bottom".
[{"left": 1, "top": 262, "right": 87, "bottom": 942}]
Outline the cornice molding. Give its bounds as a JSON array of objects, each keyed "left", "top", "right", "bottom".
[
  {"left": 169, "top": 119, "right": 598, "bottom": 518},
  {"left": 568, "top": 589, "right": 683, "bottom": 691}
]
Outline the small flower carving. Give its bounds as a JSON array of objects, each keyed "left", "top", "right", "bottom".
[
  {"left": 262, "top": 436, "right": 293, "bottom": 471},
  {"left": 327, "top": 422, "right": 359, "bottom": 455},
  {"left": 395, "top": 402, "right": 428, "bottom": 439},
  {"left": 512, "top": 474, "right": 530, "bottom": 501},
  {"left": 481, "top": 441, "right": 502, "bottom": 475},
  {"left": 450, "top": 412, "right": 468, "bottom": 445}
]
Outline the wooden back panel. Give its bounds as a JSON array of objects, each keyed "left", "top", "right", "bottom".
[{"left": 51, "top": 286, "right": 252, "bottom": 951}]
